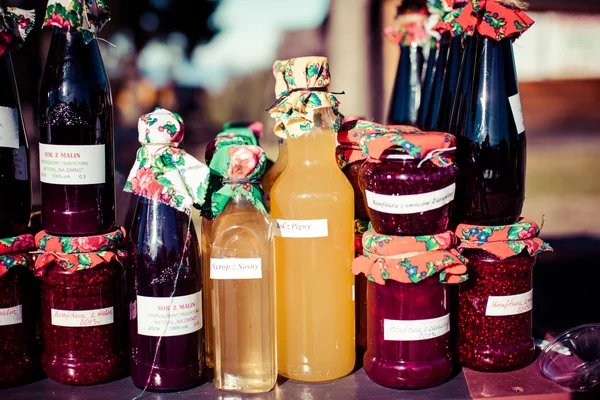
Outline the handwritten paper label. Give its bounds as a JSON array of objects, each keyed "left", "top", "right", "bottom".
[
  {"left": 13, "top": 146, "right": 28, "bottom": 181},
  {"left": 508, "top": 93, "right": 526, "bottom": 134},
  {"left": 485, "top": 289, "right": 533, "bottom": 316},
  {"left": 365, "top": 184, "right": 456, "bottom": 215},
  {"left": 137, "top": 291, "right": 202, "bottom": 337},
  {"left": 211, "top": 258, "right": 262, "bottom": 280},
  {"left": 39, "top": 143, "right": 106, "bottom": 185},
  {"left": 51, "top": 307, "right": 114, "bottom": 327},
  {"left": 274, "top": 219, "right": 328, "bottom": 238},
  {"left": 384, "top": 314, "right": 450, "bottom": 341},
  {"left": 0, "top": 305, "right": 23, "bottom": 326},
  {"left": 0, "top": 106, "right": 19, "bottom": 149}
]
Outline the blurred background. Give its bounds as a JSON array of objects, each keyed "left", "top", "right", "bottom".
[{"left": 9, "top": 0, "right": 600, "bottom": 238}]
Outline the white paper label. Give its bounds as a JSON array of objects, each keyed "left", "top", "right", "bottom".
[
  {"left": 365, "top": 184, "right": 456, "bottom": 215},
  {"left": 0, "top": 304, "right": 23, "bottom": 326},
  {"left": 0, "top": 106, "right": 19, "bottom": 149},
  {"left": 384, "top": 314, "right": 450, "bottom": 341},
  {"left": 39, "top": 143, "right": 106, "bottom": 185},
  {"left": 136, "top": 291, "right": 203, "bottom": 337},
  {"left": 12, "top": 146, "right": 28, "bottom": 181},
  {"left": 51, "top": 307, "right": 114, "bottom": 327},
  {"left": 485, "top": 289, "right": 533, "bottom": 316},
  {"left": 274, "top": 219, "right": 328, "bottom": 238},
  {"left": 508, "top": 93, "right": 526, "bottom": 134},
  {"left": 211, "top": 258, "right": 262, "bottom": 280}
]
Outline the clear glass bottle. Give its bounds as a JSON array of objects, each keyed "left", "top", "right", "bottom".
[
  {"left": 0, "top": 52, "right": 31, "bottom": 238},
  {"left": 39, "top": 28, "right": 115, "bottom": 235},
  {"left": 211, "top": 193, "right": 276, "bottom": 393},
  {"left": 262, "top": 138, "right": 287, "bottom": 211},
  {"left": 271, "top": 110, "right": 355, "bottom": 381}
]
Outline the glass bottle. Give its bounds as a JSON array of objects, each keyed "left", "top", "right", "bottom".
[
  {"left": 388, "top": 44, "right": 424, "bottom": 126},
  {"left": 0, "top": 51, "right": 31, "bottom": 237},
  {"left": 211, "top": 193, "right": 276, "bottom": 393},
  {"left": 39, "top": 28, "right": 115, "bottom": 235},
  {"left": 449, "top": 34, "right": 526, "bottom": 225},
  {"left": 435, "top": 33, "right": 463, "bottom": 131},
  {"left": 417, "top": 37, "right": 444, "bottom": 130},
  {"left": 271, "top": 113, "right": 355, "bottom": 382},
  {"left": 262, "top": 137, "right": 287, "bottom": 211},
  {"left": 129, "top": 196, "right": 203, "bottom": 391},
  {"left": 422, "top": 32, "right": 451, "bottom": 131}
]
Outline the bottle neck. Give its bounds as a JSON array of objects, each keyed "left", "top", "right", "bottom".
[{"left": 388, "top": 45, "right": 423, "bottom": 125}]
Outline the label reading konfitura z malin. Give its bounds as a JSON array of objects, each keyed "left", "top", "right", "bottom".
[
  {"left": 274, "top": 219, "right": 328, "bottom": 238},
  {"left": 485, "top": 289, "right": 533, "bottom": 316},
  {"left": 51, "top": 307, "right": 114, "bottom": 327},
  {"left": 0, "top": 305, "right": 23, "bottom": 326},
  {"left": 39, "top": 143, "right": 106, "bottom": 185},
  {"left": 384, "top": 314, "right": 450, "bottom": 341},
  {"left": 136, "top": 291, "right": 203, "bottom": 337},
  {"left": 365, "top": 184, "right": 456, "bottom": 215}
]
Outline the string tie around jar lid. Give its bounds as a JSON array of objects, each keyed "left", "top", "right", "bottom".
[
  {"left": 352, "top": 225, "right": 468, "bottom": 285},
  {"left": 455, "top": 217, "right": 553, "bottom": 259}
]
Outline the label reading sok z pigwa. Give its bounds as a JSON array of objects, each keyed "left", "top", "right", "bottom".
[
  {"left": 485, "top": 289, "right": 533, "bottom": 316},
  {"left": 274, "top": 219, "right": 328, "bottom": 238},
  {"left": 365, "top": 184, "right": 456, "bottom": 215},
  {"left": 384, "top": 314, "right": 450, "bottom": 341},
  {"left": 136, "top": 291, "right": 202, "bottom": 337}
]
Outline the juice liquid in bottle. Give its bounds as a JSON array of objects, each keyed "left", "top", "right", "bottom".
[
  {"left": 261, "top": 137, "right": 287, "bottom": 210},
  {"left": 209, "top": 146, "right": 276, "bottom": 392},
  {"left": 268, "top": 57, "right": 355, "bottom": 382},
  {"left": 39, "top": 4, "right": 115, "bottom": 235}
]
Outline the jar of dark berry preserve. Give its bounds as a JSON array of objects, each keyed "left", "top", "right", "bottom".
[
  {"left": 455, "top": 218, "right": 552, "bottom": 372},
  {"left": 0, "top": 234, "right": 39, "bottom": 387},
  {"left": 34, "top": 228, "right": 128, "bottom": 385},
  {"left": 358, "top": 131, "right": 457, "bottom": 236},
  {"left": 353, "top": 227, "right": 468, "bottom": 389}
]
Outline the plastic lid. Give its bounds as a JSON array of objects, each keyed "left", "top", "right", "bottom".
[{"left": 539, "top": 324, "right": 600, "bottom": 391}]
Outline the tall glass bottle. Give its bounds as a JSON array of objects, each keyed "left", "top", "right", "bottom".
[
  {"left": 0, "top": 52, "right": 31, "bottom": 237},
  {"left": 421, "top": 32, "right": 450, "bottom": 130},
  {"left": 39, "top": 5, "right": 115, "bottom": 235},
  {"left": 449, "top": 35, "right": 526, "bottom": 225},
  {"left": 268, "top": 57, "right": 355, "bottom": 382},
  {"left": 126, "top": 108, "right": 208, "bottom": 391},
  {"left": 209, "top": 146, "right": 276, "bottom": 393},
  {"left": 262, "top": 137, "right": 287, "bottom": 210}
]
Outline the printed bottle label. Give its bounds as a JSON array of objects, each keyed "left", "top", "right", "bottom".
[
  {"left": 136, "top": 291, "right": 203, "bottom": 337},
  {"left": 0, "top": 106, "right": 19, "bottom": 149},
  {"left": 13, "top": 146, "right": 28, "bottom": 181},
  {"left": 0, "top": 304, "right": 23, "bottom": 326},
  {"left": 39, "top": 143, "right": 106, "bottom": 185},
  {"left": 211, "top": 258, "right": 262, "bottom": 280},
  {"left": 274, "top": 219, "right": 328, "bottom": 238},
  {"left": 51, "top": 307, "right": 114, "bottom": 327},
  {"left": 508, "top": 93, "right": 526, "bottom": 134},
  {"left": 485, "top": 289, "right": 533, "bottom": 316},
  {"left": 365, "top": 184, "right": 456, "bottom": 215},
  {"left": 384, "top": 314, "right": 450, "bottom": 341}
]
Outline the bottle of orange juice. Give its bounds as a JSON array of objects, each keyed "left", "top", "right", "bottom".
[
  {"left": 261, "top": 137, "right": 287, "bottom": 211},
  {"left": 267, "top": 56, "right": 355, "bottom": 381}
]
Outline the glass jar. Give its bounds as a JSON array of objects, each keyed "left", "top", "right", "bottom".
[
  {"left": 337, "top": 143, "right": 368, "bottom": 220},
  {"left": 364, "top": 278, "right": 452, "bottom": 389},
  {"left": 359, "top": 151, "right": 457, "bottom": 236},
  {"left": 458, "top": 249, "right": 535, "bottom": 372},
  {"left": 354, "top": 219, "right": 368, "bottom": 351},
  {"left": 0, "top": 261, "right": 39, "bottom": 387},
  {"left": 40, "top": 262, "right": 127, "bottom": 385}
]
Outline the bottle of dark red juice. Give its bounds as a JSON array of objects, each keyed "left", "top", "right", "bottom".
[
  {"left": 0, "top": 7, "right": 35, "bottom": 238},
  {"left": 449, "top": 1, "right": 534, "bottom": 225},
  {"left": 39, "top": 0, "right": 114, "bottom": 235},
  {"left": 126, "top": 108, "right": 209, "bottom": 391},
  {"left": 386, "top": 0, "right": 428, "bottom": 126}
]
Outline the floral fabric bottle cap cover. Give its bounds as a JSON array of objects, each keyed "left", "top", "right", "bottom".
[
  {"left": 124, "top": 108, "right": 210, "bottom": 213},
  {"left": 0, "top": 233, "right": 35, "bottom": 275},
  {"left": 0, "top": 6, "right": 35, "bottom": 56},
  {"left": 209, "top": 145, "right": 268, "bottom": 215},
  {"left": 44, "top": 0, "right": 111, "bottom": 42},
  {"left": 267, "top": 56, "right": 343, "bottom": 139},
  {"left": 385, "top": 0, "right": 429, "bottom": 46},
  {"left": 453, "top": 0, "right": 534, "bottom": 40}
]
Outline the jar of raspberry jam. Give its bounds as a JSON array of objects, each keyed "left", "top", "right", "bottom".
[
  {"left": 35, "top": 229, "right": 128, "bottom": 385},
  {"left": 455, "top": 218, "right": 552, "bottom": 372},
  {"left": 358, "top": 131, "right": 457, "bottom": 236},
  {"left": 352, "top": 228, "right": 468, "bottom": 389},
  {"left": 337, "top": 143, "right": 369, "bottom": 220},
  {"left": 0, "top": 234, "right": 39, "bottom": 387}
]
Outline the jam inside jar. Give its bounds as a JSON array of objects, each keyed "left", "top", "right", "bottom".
[
  {"left": 337, "top": 143, "right": 369, "bottom": 220},
  {"left": 359, "top": 151, "right": 457, "bottom": 236},
  {"left": 458, "top": 249, "right": 535, "bottom": 372},
  {"left": 40, "top": 263, "right": 127, "bottom": 385},
  {"left": 0, "top": 266, "right": 39, "bottom": 387},
  {"left": 364, "top": 278, "right": 452, "bottom": 389}
]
